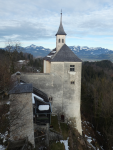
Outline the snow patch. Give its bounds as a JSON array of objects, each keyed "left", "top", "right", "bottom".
[
  {"left": 96, "top": 131, "right": 101, "bottom": 136},
  {"left": 47, "top": 55, "right": 52, "bottom": 57},
  {"left": 51, "top": 51, "right": 56, "bottom": 53},
  {"left": 18, "top": 60, "right": 25, "bottom": 63},
  {"left": 85, "top": 135, "right": 92, "bottom": 143},
  {"left": 20, "top": 82, "right": 24, "bottom": 84},
  {"left": 0, "top": 131, "right": 8, "bottom": 144},
  {"left": 56, "top": 138, "right": 69, "bottom": 150},
  {"left": 60, "top": 139, "right": 69, "bottom": 150},
  {"left": 6, "top": 101, "right": 10, "bottom": 105},
  {"left": 0, "top": 145, "right": 6, "bottom": 150}
]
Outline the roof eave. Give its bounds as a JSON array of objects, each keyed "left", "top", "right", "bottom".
[{"left": 55, "top": 33, "right": 67, "bottom": 36}]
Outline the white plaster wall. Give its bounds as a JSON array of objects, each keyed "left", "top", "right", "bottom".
[
  {"left": 44, "top": 60, "right": 46, "bottom": 73},
  {"left": 46, "top": 61, "right": 51, "bottom": 73},
  {"left": 56, "top": 35, "right": 66, "bottom": 52}
]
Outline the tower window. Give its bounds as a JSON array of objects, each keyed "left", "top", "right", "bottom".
[
  {"left": 70, "top": 65, "right": 75, "bottom": 71},
  {"left": 62, "top": 39, "right": 64, "bottom": 43},
  {"left": 59, "top": 39, "right": 60, "bottom": 43}
]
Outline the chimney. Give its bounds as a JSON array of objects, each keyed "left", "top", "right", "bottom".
[{"left": 16, "top": 71, "right": 21, "bottom": 83}]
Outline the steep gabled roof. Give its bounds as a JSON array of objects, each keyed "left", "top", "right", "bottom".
[
  {"left": 51, "top": 44, "right": 82, "bottom": 62},
  {"left": 56, "top": 23, "right": 67, "bottom": 36},
  {"left": 43, "top": 48, "right": 56, "bottom": 61},
  {"left": 20, "top": 80, "right": 49, "bottom": 102},
  {"left": 9, "top": 83, "right": 33, "bottom": 94},
  {"left": 55, "top": 12, "right": 66, "bottom": 36}
]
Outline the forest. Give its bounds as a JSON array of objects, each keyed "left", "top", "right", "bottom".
[
  {"left": 0, "top": 44, "right": 113, "bottom": 149},
  {"left": 81, "top": 60, "right": 113, "bottom": 149}
]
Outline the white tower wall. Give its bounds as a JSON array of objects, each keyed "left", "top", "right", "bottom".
[{"left": 56, "top": 35, "right": 66, "bottom": 52}]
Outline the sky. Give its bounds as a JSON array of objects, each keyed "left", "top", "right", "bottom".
[{"left": 0, "top": 0, "right": 113, "bottom": 50}]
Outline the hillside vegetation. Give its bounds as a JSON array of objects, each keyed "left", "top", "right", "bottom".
[
  {"left": 1, "top": 45, "right": 113, "bottom": 150},
  {"left": 81, "top": 60, "right": 113, "bottom": 149}
]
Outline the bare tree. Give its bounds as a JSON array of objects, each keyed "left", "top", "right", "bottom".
[
  {"left": 0, "top": 55, "right": 11, "bottom": 93},
  {"left": 0, "top": 41, "right": 25, "bottom": 93},
  {"left": 5, "top": 40, "right": 24, "bottom": 74}
]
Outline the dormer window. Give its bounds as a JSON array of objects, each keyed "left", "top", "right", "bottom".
[
  {"left": 59, "top": 39, "right": 60, "bottom": 43},
  {"left": 62, "top": 39, "right": 64, "bottom": 43},
  {"left": 70, "top": 65, "right": 75, "bottom": 71}
]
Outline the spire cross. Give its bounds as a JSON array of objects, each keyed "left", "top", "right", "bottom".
[{"left": 61, "top": 9, "right": 62, "bottom": 15}]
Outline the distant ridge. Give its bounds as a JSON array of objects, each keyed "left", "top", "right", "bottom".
[{"left": 1, "top": 44, "right": 113, "bottom": 61}]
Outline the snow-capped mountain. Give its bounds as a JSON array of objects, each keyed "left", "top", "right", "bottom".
[
  {"left": 24, "top": 44, "right": 51, "bottom": 57},
  {"left": 69, "top": 46, "right": 112, "bottom": 56},
  {"left": 23, "top": 45, "right": 113, "bottom": 58},
  {"left": 2, "top": 44, "right": 113, "bottom": 61}
]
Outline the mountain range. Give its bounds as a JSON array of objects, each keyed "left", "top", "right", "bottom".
[
  {"left": 23, "top": 44, "right": 113, "bottom": 62},
  {"left": 2, "top": 44, "right": 113, "bottom": 62}
]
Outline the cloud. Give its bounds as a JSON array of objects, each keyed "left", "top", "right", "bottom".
[
  {"left": 0, "top": 0, "right": 113, "bottom": 48},
  {"left": 0, "top": 20, "right": 55, "bottom": 42}
]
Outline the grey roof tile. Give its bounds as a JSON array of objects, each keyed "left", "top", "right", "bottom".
[
  {"left": 55, "top": 22, "right": 67, "bottom": 36},
  {"left": 20, "top": 80, "right": 49, "bottom": 102},
  {"left": 43, "top": 48, "right": 56, "bottom": 61},
  {"left": 9, "top": 83, "right": 33, "bottom": 94},
  {"left": 55, "top": 13, "right": 66, "bottom": 36},
  {"left": 51, "top": 44, "right": 82, "bottom": 62}
]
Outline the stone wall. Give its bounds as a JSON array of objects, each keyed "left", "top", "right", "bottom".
[
  {"left": 9, "top": 93, "right": 35, "bottom": 146},
  {"left": 21, "top": 61, "right": 82, "bottom": 135}
]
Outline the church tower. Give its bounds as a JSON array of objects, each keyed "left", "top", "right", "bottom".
[
  {"left": 56, "top": 11, "right": 67, "bottom": 52},
  {"left": 21, "top": 12, "right": 82, "bottom": 135}
]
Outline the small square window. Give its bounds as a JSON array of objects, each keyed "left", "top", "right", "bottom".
[
  {"left": 70, "top": 65, "right": 75, "bottom": 71},
  {"left": 71, "top": 81, "right": 75, "bottom": 84}
]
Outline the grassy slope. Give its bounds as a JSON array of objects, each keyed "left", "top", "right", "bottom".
[
  {"left": 50, "top": 116, "right": 60, "bottom": 133},
  {"left": 60, "top": 123, "right": 69, "bottom": 140},
  {"left": 49, "top": 141, "right": 65, "bottom": 150}
]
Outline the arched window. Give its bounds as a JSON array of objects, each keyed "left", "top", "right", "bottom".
[
  {"left": 62, "top": 39, "right": 64, "bottom": 43},
  {"left": 59, "top": 39, "right": 60, "bottom": 43}
]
